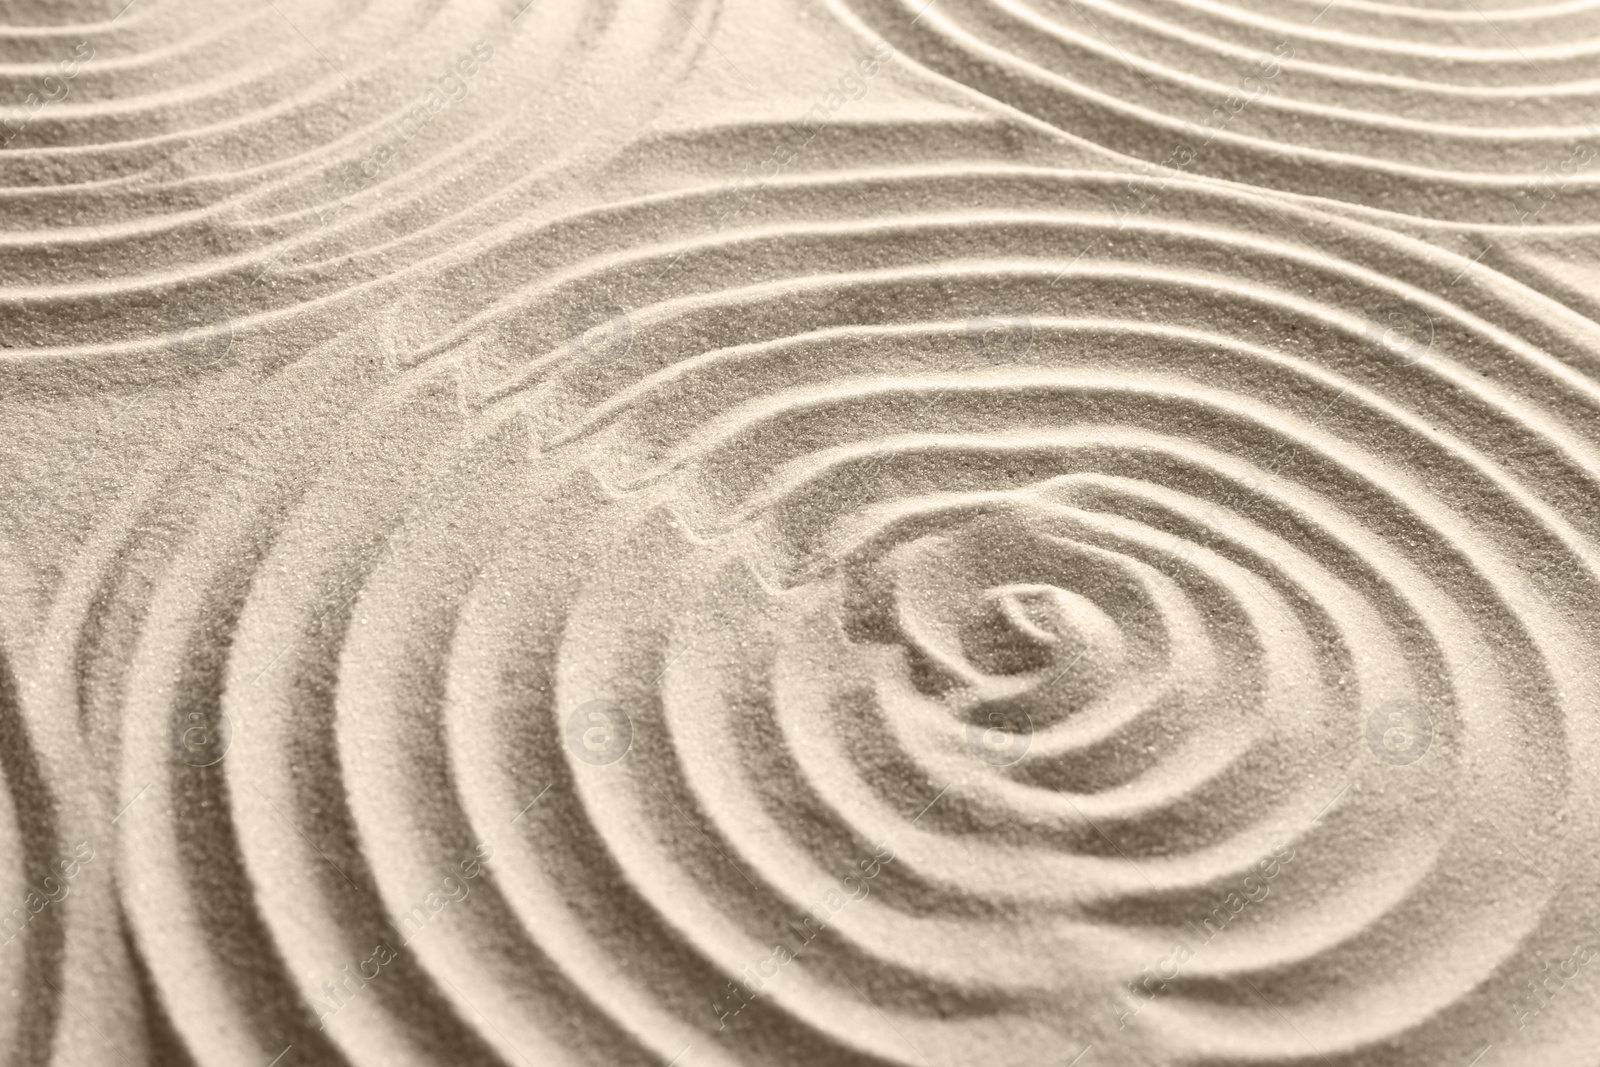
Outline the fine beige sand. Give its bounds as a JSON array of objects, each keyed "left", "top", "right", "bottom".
[{"left": 4, "top": 1, "right": 1600, "bottom": 1066}]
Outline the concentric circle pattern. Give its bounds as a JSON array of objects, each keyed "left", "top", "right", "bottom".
[
  {"left": 6, "top": 1, "right": 1600, "bottom": 1066},
  {"left": 38, "top": 170, "right": 1600, "bottom": 1065}
]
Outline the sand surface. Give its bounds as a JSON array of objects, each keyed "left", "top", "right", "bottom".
[{"left": 4, "top": 1, "right": 1600, "bottom": 1065}]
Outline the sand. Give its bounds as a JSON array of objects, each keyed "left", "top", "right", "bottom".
[{"left": 3, "top": 0, "right": 1600, "bottom": 1065}]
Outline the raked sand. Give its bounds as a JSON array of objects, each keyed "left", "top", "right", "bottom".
[{"left": 4, "top": 1, "right": 1600, "bottom": 1065}]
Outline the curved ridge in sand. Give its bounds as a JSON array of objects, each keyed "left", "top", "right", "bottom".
[
  {"left": 8, "top": 0, "right": 1600, "bottom": 1062},
  {"left": 25, "top": 165, "right": 1596, "bottom": 1065},
  {"left": 833, "top": 0, "right": 1600, "bottom": 222},
  {"left": 0, "top": 0, "right": 709, "bottom": 353}
]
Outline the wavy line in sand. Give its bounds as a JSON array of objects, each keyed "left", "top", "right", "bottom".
[
  {"left": 26, "top": 168, "right": 1600, "bottom": 1066},
  {"left": 831, "top": 0, "right": 1600, "bottom": 223},
  {"left": 0, "top": 0, "right": 712, "bottom": 352}
]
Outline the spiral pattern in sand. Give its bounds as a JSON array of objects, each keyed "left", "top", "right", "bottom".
[{"left": 40, "top": 165, "right": 1600, "bottom": 1066}]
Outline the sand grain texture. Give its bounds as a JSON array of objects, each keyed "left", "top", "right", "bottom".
[{"left": 3, "top": 0, "right": 1600, "bottom": 1065}]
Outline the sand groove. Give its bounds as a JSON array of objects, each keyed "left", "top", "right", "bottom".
[
  {"left": 5, "top": 2, "right": 1600, "bottom": 1066},
  {"left": 837, "top": 0, "right": 1600, "bottom": 222}
]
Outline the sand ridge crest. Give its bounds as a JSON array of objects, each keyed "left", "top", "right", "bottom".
[{"left": 3, "top": 0, "right": 1600, "bottom": 1065}]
